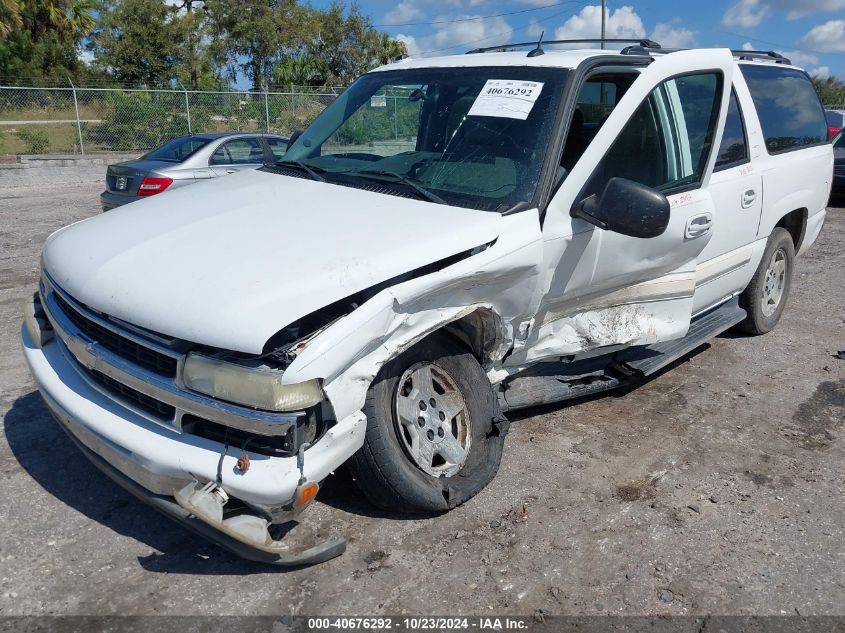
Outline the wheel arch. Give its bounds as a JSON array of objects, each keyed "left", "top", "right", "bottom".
[
  {"left": 440, "top": 306, "right": 509, "bottom": 367},
  {"left": 775, "top": 208, "right": 807, "bottom": 252}
]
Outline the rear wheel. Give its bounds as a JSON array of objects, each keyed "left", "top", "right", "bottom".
[
  {"left": 348, "top": 333, "right": 508, "bottom": 514},
  {"left": 736, "top": 227, "right": 795, "bottom": 335}
]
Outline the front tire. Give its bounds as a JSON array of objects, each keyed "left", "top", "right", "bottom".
[
  {"left": 348, "top": 333, "right": 508, "bottom": 514},
  {"left": 736, "top": 227, "right": 795, "bottom": 335}
]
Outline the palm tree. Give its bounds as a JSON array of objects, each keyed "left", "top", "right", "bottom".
[
  {"left": 376, "top": 33, "right": 407, "bottom": 65},
  {"left": 67, "top": 0, "right": 96, "bottom": 36},
  {"left": 0, "top": 0, "right": 23, "bottom": 37}
]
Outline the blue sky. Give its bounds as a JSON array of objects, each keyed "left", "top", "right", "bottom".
[{"left": 316, "top": 0, "right": 845, "bottom": 78}]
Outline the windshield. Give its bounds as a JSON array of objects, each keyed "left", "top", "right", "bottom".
[
  {"left": 143, "top": 136, "right": 213, "bottom": 162},
  {"left": 281, "top": 66, "right": 568, "bottom": 211}
]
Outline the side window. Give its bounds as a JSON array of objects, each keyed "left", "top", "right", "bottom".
[
  {"left": 714, "top": 90, "right": 748, "bottom": 171},
  {"left": 266, "top": 137, "right": 287, "bottom": 159},
  {"left": 210, "top": 138, "right": 265, "bottom": 165},
  {"left": 740, "top": 64, "right": 827, "bottom": 153},
  {"left": 581, "top": 72, "right": 721, "bottom": 199},
  {"left": 577, "top": 80, "right": 619, "bottom": 124}
]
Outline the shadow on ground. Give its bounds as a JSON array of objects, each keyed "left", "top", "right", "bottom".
[{"left": 2, "top": 391, "right": 303, "bottom": 575}]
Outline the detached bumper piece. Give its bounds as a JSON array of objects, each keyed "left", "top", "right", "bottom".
[{"left": 63, "top": 425, "right": 346, "bottom": 567}]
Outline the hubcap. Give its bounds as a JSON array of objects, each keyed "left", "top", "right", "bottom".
[
  {"left": 761, "top": 248, "right": 787, "bottom": 317},
  {"left": 394, "top": 362, "right": 471, "bottom": 478}
]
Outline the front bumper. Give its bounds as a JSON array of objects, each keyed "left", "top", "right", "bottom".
[{"left": 21, "top": 314, "right": 367, "bottom": 565}]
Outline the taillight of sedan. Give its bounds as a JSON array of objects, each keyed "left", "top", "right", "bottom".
[
  {"left": 830, "top": 126, "right": 842, "bottom": 140},
  {"left": 137, "top": 177, "right": 174, "bottom": 196}
]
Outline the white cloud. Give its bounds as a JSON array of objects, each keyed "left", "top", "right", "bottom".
[
  {"left": 383, "top": 1, "right": 421, "bottom": 25},
  {"left": 77, "top": 47, "right": 94, "bottom": 65},
  {"left": 800, "top": 19, "right": 845, "bottom": 52},
  {"left": 741, "top": 41, "right": 755, "bottom": 50},
  {"left": 650, "top": 22, "right": 695, "bottom": 48},
  {"left": 553, "top": 5, "right": 646, "bottom": 41},
  {"left": 396, "top": 33, "right": 421, "bottom": 56},
  {"left": 417, "top": 15, "right": 513, "bottom": 55},
  {"left": 722, "top": 0, "right": 769, "bottom": 28},
  {"left": 810, "top": 65, "right": 831, "bottom": 78},
  {"left": 776, "top": 49, "right": 820, "bottom": 67},
  {"left": 438, "top": 0, "right": 489, "bottom": 7},
  {"left": 768, "top": 0, "right": 845, "bottom": 19},
  {"left": 543, "top": 6, "right": 694, "bottom": 50}
]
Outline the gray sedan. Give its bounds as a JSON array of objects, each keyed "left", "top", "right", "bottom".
[{"left": 100, "top": 132, "right": 289, "bottom": 211}]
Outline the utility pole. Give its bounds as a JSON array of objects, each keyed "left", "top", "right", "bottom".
[{"left": 600, "top": 0, "right": 606, "bottom": 49}]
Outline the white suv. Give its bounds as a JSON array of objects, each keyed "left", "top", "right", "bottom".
[{"left": 22, "top": 40, "right": 832, "bottom": 565}]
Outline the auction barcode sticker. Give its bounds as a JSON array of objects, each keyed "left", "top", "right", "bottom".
[{"left": 467, "top": 80, "right": 544, "bottom": 120}]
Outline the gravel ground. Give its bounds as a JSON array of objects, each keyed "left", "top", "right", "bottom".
[{"left": 0, "top": 182, "right": 843, "bottom": 617}]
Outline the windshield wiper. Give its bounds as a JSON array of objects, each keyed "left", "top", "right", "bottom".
[
  {"left": 276, "top": 160, "right": 325, "bottom": 182},
  {"left": 355, "top": 170, "right": 446, "bottom": 205}
]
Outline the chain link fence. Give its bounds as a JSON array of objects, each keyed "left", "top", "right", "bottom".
[
  {"left": 2, "top": 84, "right": 842, "bottom": 159},
  {"left": 0, "top": 85, "right": 344, "bottom": 158}
]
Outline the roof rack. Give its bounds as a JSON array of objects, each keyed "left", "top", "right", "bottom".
[
  {"left": 466, "top": 38, "right": 661, "bottom": 55},
  {"left": 731, "top": 49, "right": 791, "bottom": 64}
]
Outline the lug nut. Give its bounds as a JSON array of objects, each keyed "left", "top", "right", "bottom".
[
  {"left": 439, "top": 411, "right": 445, "bottom": 421},
  {"left": 419, "top": 401, "right": 427, "bottom": 411},
  {"left": 427, "top": 430, "right": 435, "bottom": 441},
  {"left": 429, "top": 398, "right": 436, "bottom": 407},
  {"left": 418, "top": 417, "right": 425, "bottom": 427},
  {"left": 438, "top": 427, "right": 445, "bottom": 437}
]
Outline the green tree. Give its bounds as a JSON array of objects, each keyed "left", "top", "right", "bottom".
[
  {"left": 0, "top": 0, "right": 96, "bottom": 82},
  {"left": 90, "top": 0, "right": 180, "bottom": 86},
  {"left": 169, "top": 0, "right": 215, "bottom": 90},
  {"left": 205, "top": 0, "right": 306, "bottom": 91},
  {"left": 272, "top": 3, "right": 407, "bottom": 88},
  {"left": 813, "top": 75, "right": 845, "bottom": 109},
  {"left": 0, "top": 0, "right": 23, "bottom": 37},
  {"left": 306, "top": 3, "right": 404, "bottom": 85}
]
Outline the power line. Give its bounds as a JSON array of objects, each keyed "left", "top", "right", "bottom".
[
  {"left": 374, "top": 0, "right": 583, "bottom": 28},
  {"left": 718, "top": 29, "right": 845, "bottom": 58}
]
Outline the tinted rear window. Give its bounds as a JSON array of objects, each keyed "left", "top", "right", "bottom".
[
  {"left": 143, "top": 136, "right": 213, "bottom": 162},
  {"left": 740, "top": 65, "right": 827, "bottom": 154}
]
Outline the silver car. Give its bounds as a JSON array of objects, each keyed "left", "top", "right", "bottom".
[{"left": 100, "top": 132, "right": 289, "bottom": 211}]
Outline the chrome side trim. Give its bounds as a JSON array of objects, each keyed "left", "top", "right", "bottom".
[{"left": 40, "top": 283, "right": 303, "bottom": 437}]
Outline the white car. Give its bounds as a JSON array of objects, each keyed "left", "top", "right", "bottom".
[{"left": 22, "top": 40, "right": 832, "bottom": 565}]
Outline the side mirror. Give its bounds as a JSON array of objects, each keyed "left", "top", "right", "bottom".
[
  {"left": 571, "top": 177, "right": 670, "bottom": 239},
  {"left": 287, "top": 129, "right": 304, "bottom": 151}
]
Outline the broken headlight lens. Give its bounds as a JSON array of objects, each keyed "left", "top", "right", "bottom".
[{"left": 182, "top": 353, "right": 323, "bottom": 411}]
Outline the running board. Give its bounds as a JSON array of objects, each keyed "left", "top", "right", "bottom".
[
  {"left": 616, "top": 297, "right": 746, "bottom": 377},
  {"left": 499, "top": 298, "right": 746, "bottom": 412}
]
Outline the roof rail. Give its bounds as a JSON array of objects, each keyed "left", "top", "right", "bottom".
[
  {"left": 466, "top": 38, "right": 661, "bottom": 55},
  {"left": 731, "top": 49, "right": 791, "bottom": 64}
]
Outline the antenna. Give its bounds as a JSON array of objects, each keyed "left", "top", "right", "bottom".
[{"left": 527, "top": 30, "right": 545, "bottom": 57}]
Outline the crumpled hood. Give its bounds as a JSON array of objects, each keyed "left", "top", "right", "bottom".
[{"left": 43, "top": 169, "right": 502, "bottom": 354}]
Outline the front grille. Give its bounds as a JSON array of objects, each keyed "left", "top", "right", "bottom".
[
  {"left": 87, "top": 369, "right": 176, "bottom": 420},
  {"left": 181, "top": 414, "right": 318, "bottom": 456},
  {"left": 53, "top": 293, "right": 178, "bottom": 377}
]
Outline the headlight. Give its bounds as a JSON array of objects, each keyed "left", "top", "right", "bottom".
[{"left": 182, "top": 353, "right": 323, "bottom": 411}]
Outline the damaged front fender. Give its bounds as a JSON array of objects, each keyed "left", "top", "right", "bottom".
[{"left": 281, "top": 210, "right": 545, "bottom": 422}]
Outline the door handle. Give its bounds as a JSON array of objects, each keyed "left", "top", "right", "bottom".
[
  {"left": 741, "top": 188, "right": 757, "bottom": 209},
  {"left": 225, "top": 168, "right": 239, "bottom": 174},
  {"left": 685, "top": 212, "right": 713, "bottom": 239}
]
